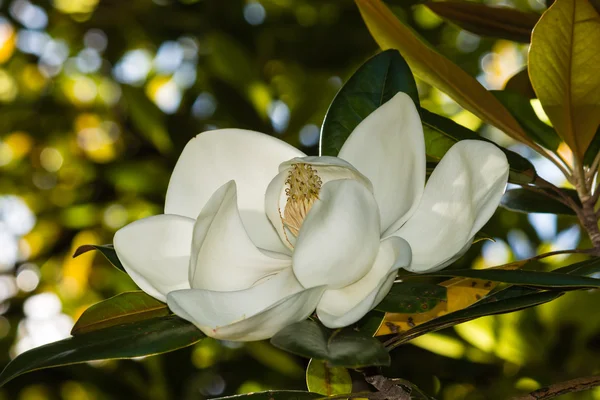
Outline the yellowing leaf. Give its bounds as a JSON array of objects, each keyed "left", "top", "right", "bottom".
[
  {"left": 355, "top": 0, "right": 531, "bottom": 146},
  {"left": 529, "top": 0, "right": 600, "bottom": 159},
  {"left": 376, "top": 262, "right": 524, "bottom": 336}
]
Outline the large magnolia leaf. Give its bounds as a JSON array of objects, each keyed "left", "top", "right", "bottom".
[
  {"left": 501, "top": 188, "right": 579, "bottom": 215},
  {"left": 320, "top": 49, "right": 418, "bottom": 156},
  {"left": 416, "top": 269, "right": 600, "bottom": 289},
  {"left": 529, "top": 0, "right": 600, "bottom": 159},
  {"left": 271, "top": 320, "right": 390, "bottom": 368},
  {"left": 355, "top": 0, "right": 532, "bottom": 146},
  {"left": 425, "top": 1, "right": 539, "bottom": 43},
  {"left": 0, "top": 315, "right": 204, "bottom": 387},
  {"left": 421, "top": 109, "right": 536, "bottom": 184},
  {"left": 376, "top": 282, "right": 447, "bottom": 313},
  {"left": 71, "top": 291, "right": 169, "bottom": 335}
]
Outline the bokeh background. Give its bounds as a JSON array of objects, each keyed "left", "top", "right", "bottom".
[{"left": 0, "top": 0, "right": 598, "bottom": 399}]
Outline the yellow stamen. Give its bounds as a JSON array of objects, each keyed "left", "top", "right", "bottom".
[{"left": 282, "top": 163, "right": 322, "bottom": 237}]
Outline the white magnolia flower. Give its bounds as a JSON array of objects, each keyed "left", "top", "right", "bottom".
[{"left": 114, "top": 93, "right": 509, "bottom": 341}]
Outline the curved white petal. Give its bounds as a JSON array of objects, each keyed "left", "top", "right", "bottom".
[
  {"left": 190, "top": 181, "right": 291, "bottom": 291},
  {"left": 317, "top": 236, "right": 411, "bottom": 328},
  {"left": 338, "top": 93, "right": 426, "bottom": 235},
  {"left": 113, "top": 215, "right": 194, "bottom": 302},
  {"left": 265, "top": 156, "right": 373, "bottom": 249},
  {"left": 165, "top": 129, "right": 305, "bottom": 253},
  {"left": 394, "top": 140, "right": 509, "bottom": 272},
  {"left": 292, "top": 179, "right": 381, "bottom": 289},
  {"left": 167, "top": 269, "right": 325, "bottom": 341}
]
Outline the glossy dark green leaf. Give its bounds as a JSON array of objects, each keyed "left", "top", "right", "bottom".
[
  {"left": 425, "top": 1, "right": 539, "bottom": 43},
  {"left": 306, "top": 359, "right": 352, "bottom": 396},
  {"left": 73, "top": 244, "right": 125, "bottom": 272},
  {"left": 389, "top": 288, "right": 562, "bottom": 347},
  {"left": 271, "top": 320, "right": 390, "bottom": 368},
  {"left": 376, "top": 282, "right": 447, "bottom": 313},
  {"left": 320, "top": 49, "right": 419, "bottom": 156},
  {"left": 415, "top": 269, "right": 600, "bottom": 289},
  {"left": 553, "top": 256, "right": 600, "bottom": 275},
  {"left": 583, "top": 126, "right": 600, "bottom": 165},
  {"left": 492, "top": 91, "right": 561, "bottom": 151},
  {"left": 0, "top": 315, "right": 204, "bottom": 387},
  {"left": 421, "top": 108, "right": 536, "bottom": 184},
  {"left": 355, "top": 310, "right": 386, "bottom": 337},
  {"left": 71, "top": 291, "right": 169, "bottom": 335},
  {"left": 504, "top": 68, "right": 536, "bottom": 99},
  {"left": 213, "top": 391, "right": 323, "bottom": 400},
  {"left": 501, "top": 188, "right": 579, "bottom": 215}
]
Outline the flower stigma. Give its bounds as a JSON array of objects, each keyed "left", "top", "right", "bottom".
[{"left": 282, "top": 163, "right": 322, "bottom": 238}]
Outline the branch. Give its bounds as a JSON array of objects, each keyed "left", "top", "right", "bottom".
[{"left": 510, "top": 375, "right": 600, "bottom": 399}]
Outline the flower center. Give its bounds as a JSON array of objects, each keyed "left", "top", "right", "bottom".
[{"left": 282, "top": 163, "right": 322, "bottom": 238}]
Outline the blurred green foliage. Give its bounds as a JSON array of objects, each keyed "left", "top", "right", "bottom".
[{"left": 0, "top": 0, "right": 599, "bottom": 399}]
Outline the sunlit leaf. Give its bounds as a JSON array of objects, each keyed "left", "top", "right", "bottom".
[
  {"left": 376, "top": 282, "right": 447, "bottom": 313},
  {"left": 355, "top": 0, "right": 532, "bottom": 146},
  {"left": 0, "top": 315, "right": 204, "bottom": 387},
  {"left": 388, "top": 288, "right": 563, "bottom": 347},
  {"left": 420, "top": 109, "right": 536, "bottom": 184},
  {"left": 529, "top": 0, "right": 600, "bottom": 159},
  {"left": 305, "top": 359, "right": 352, "bottom": 396},
  {"left": 73, "top": 244, "right": 125, "bottom": 272},
  {"left": 425, "top": 1, "right": 539, "bottom": 43},
  {"left": 501, "top": 188, "right": 579, "bottom": 215},
  {"left": 492, "top": 91, "right": 561, "bottom": 151},
  {"left": 71, "top": 291, "right": 169, "bottom": 335},
  {"left": 271, "top": 320, "right": 390, "bottom": 368},
  {"left": 320, "top": 49, "right": 418, "bottom": 156}
]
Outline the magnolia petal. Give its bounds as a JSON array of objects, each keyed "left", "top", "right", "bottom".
[
  {"left": 338, "top": 92, "right": 426, "bottom": 235},
  {"left": 190, "top": 181, "right": 291, "bottom": 291},
  {"left": 113, "top": 215, "right": 194, "bottom": 302},
  {"left": 394, "top": 140, "right": 509, "bottom": 272},
  {"left": 317, "top": 236, "right": 411, "bottom": 328},
  {"left": 265, "top": 156, "right": 373, "bottom": 249},
  {"left": 292, "top": 179, "right": 381, "bottom": 289},
  {"left": 165, "top": 129, "right": 305, "bottom": 253},
  {"left": 167, "top": 269, "right": 324, "bottom": 341}
]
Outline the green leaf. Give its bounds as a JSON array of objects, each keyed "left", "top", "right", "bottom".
[
  {"left": 415, "top": 269, "right": 600, "bottom": 290},
  {"left": 0, "top": 315, "right": 204, "bottom": 387},
  {"left": 71, "top": 291, "right": 169, "bottom": 336},
  {"left": 355, "top": 310, "right": 386, "bottom": 337},
  {"left": 306, "top": 359, "right": 352, "bottom": 396},
  {"left": 425, "top": 1, "right": 539, "bottom": 43},
  {"left": 73, "top": 244, "right": 125, "bottom": 272},
  {"left": 492, "top": 91, "right": 561, "bottom": 151},
  {"left": 320, "top": 49, "right": 418, "bottom": 156},
  {"left": 583, "top": 126, "right": 600, "bottom": 165},
  {"left": 121, "top": 85, "right": 173, "bottom": 154},
  {"left": 355, "top": 0, "right": 533, "bottom": 147},
  {"left": 420, "top": 108, "right": 536, "bottom": 184},
  {"left": 270, "top": 320, "right": 390, "bottom": 368},
  {"left": 376, "top": 282, "right": 447, "bottom": 313},
  {"left": 529, "top": 0, "right": 600, "bottom": 159},
  {"left": 212, "top": 392, "right": 323, "bottom": 400},
  {"left": 553, "top": 256, "right": 600, "bottom": 275},
  {"left": 390, "top": 288, "right": 562, "bottom": 346},
  {"left": 504, "top": 68, "right": 536, "bottom": 99},
  {"left": 501, "top": 188, "right": 579, "bottom": 215}
]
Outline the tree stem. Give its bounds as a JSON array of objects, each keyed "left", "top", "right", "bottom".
[{"left": 510, "top": 375, "right": 600, "bottom": 400}]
